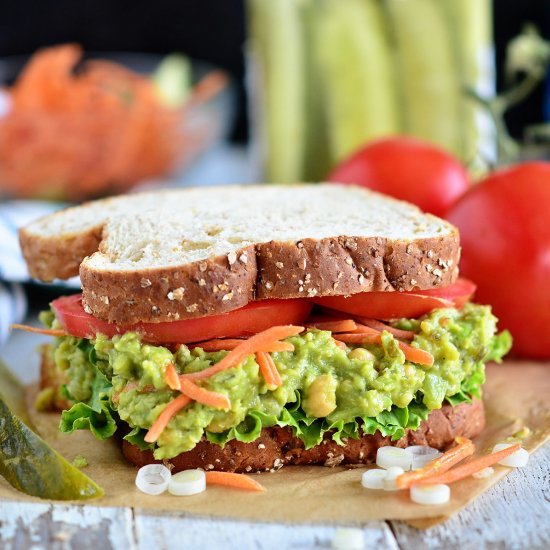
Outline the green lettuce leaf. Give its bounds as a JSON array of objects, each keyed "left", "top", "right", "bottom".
[
  {"left": 124, "top": 427, "right": 154, "bottom": 451},
  {"left": 446, "top": 363, "right": 485, "bottom": 406},
  {"left": 60, "top": 366, "right": 117, "bottom": 440}
]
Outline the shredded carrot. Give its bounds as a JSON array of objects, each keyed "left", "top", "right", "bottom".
[
  {"left": 335, "top": 333, "right": 381, "bottom": 344},
  {"left": 182, "top": 325, "right": 304, "bottom": 381},
  {"left": 0, "top": 44, "right": 227, "bottom": 201},
  {"left": 189, "top": 339, "right": 247, "bottom": 351},
  {"left": 255, "top": 352, "right": 283, "bottom": 388},
  {"left": 263, "top": 341, "right": 295, "bottom": 353},
  {"left": 306, "top": 319, "right": 357, "bottom": 332},
  {"left": 165, "top": 363, "right": 181, "bottom": 391},
  {"left": 397, "top": 341, "right": 434, "bottom": 366},
  {"left": 351, "top": 324, "right": 382, "bottom": 335},
  {"left": 354, "top": 317, "right": 416, "bottom": 340},
  {"left": 412, "top": 444, "right": 522, "bottom": 486},
  {"left": 178, "top": 378, "right": 231, "bottom": 409},
  {"left": 396, "top": 437, "right": 475, "bottom": 489},
  {"left": 144, "top": 394, "right": 192, "bottom": 443},
  {"left": 205, "top": 471, "right": 266, "bottom": 492},
  {"left": 10, "top": 323, "right": 68, "bottom": 337},
  {"left": 333, "top": 339, "right": 347, "bottom": 350},
  {"left": 189, "top": 339, "right": 294, "bottom": 353},
  {"left": 336, "top": 332, "right": 434, "bottom": 366}
]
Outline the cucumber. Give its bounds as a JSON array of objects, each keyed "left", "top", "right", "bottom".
[
  {"left": 315, "top": 0, "right": 399, "bottom": 163},
  {"left": 385, "top": 0, "right": 463, "bottom": 156},
  {"left": 301, "top": 0, "right": 332, "bottom": 179},
  {"left": 247, "top": 0, "right": 305, "bottom": 182}
]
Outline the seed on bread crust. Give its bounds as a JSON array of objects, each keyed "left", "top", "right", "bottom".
[
  {"left": 227, "top": 251, "right": 237, "bottom": 265},
  {"left": 167, "top": 287, "right": 185, "bottom": 301}
]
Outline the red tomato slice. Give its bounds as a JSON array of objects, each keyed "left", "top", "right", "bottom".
[
  {"left": 311, "top": 278, "right": 476, "bottom": 320},
  {"left": 415, "top": 278, "right": 476, "bottom": 309},
  {"left": 51, "top": 294, "right": 313, "bottom": 344}
]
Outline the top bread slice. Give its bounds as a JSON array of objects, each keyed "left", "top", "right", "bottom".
[{"left": 20, "top": 184, "right": 460, "bottom": 324}]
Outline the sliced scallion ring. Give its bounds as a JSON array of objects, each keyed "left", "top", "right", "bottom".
[
  {"left": 168, "top": 469, "right": 206, "bottom": 496},
  {"left": 331, "top": 527, "right": 364, "bottom": 550},
  {"left": 382, "top": 466, "right": 405, "bottom": 491},
  {"left": 405, "top": 445, "right": 442, "bottom": 470},
  {"left": 410, "top": 484, "right": 450, "bottom": 505},
  {"left": 493, "top": 443, "right": 529, "bottom": 467},
  {"left": 376, "top": 446, "right": 412, "bottom": 471},
  {"left": 361, "top": 468, "right": 387, "bottom": 490},
  {"left": 135, "top": 464, "right": 171, "bottom": 495}
]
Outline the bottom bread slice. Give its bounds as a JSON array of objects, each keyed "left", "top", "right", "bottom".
[{"left": 122, "top": 399, "right": 484, "bottom": 473}]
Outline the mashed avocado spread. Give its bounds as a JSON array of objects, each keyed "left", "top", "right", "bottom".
[{"left": 43, "top": 304, "right": 511, "bottom": 460}]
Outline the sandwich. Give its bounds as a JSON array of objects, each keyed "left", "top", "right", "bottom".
[{"left": 19, "top": 184, "right": 511, "bottom": 473}]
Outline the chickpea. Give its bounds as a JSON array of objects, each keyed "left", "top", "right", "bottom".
[
  {"left": 303, "top": 374, "right": 337, "bottom": 418},
  {"left": 348, "top": 347, "right": 375, "bottom": 361}
]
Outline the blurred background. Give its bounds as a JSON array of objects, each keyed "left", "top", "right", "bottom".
[
  {"left": 0, "top": 0, "right": 547, "bottom": 145},
  {"left": 0, "top": 0, "right": 548, "bottom": 193},
  {"left": 0, "top": 0, "right": 550, "bottom": 174},
  {"left": 2, "top": 0, "right": 550, "bottom": 356}
]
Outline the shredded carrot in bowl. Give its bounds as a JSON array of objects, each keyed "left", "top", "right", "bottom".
[{"left": 0, "top": 44, "right": 225, "bottom": 200}]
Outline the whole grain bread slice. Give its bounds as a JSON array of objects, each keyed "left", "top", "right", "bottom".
[{"left": 20, "top": 184, "right": 460, "bottom": 323}]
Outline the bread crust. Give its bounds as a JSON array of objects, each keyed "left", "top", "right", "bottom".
[
  {"left": 80, "top": 245, "right": 258, "bottom": 324},
  {"left": 122, "top": 399, "right": 484, "bottom": 473},
  {"left": 81, "top": 232, "right": 459, "bottom": 324},
  {"left": 256, "top": 235, "right": 459, "bottom": 300},
  {"left": 19, "top": 223, "right": 103, "bottom": 282}
]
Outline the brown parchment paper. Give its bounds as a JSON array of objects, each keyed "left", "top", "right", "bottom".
[{"left": 1, "top": 361, "right": 549, "bottom": 527}]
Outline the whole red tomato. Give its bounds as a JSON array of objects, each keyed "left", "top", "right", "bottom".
[
  {"left": 328, "top": 137, "right": 469, "bottom": 217},
  {"left": 447, "top": 162, "right": 550, "bottom": 359}
]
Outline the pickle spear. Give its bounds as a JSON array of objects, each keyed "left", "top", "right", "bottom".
[{"left": 0, "top": 393, "right": 104, "bottom": 500}]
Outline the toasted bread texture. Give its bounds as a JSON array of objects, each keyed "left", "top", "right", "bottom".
[
  {"left": 122, "top": 400, "right": 484, "bottom": 473},
  {"left": 20, "top": 184, "right": 460, "bottom": 324}
]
